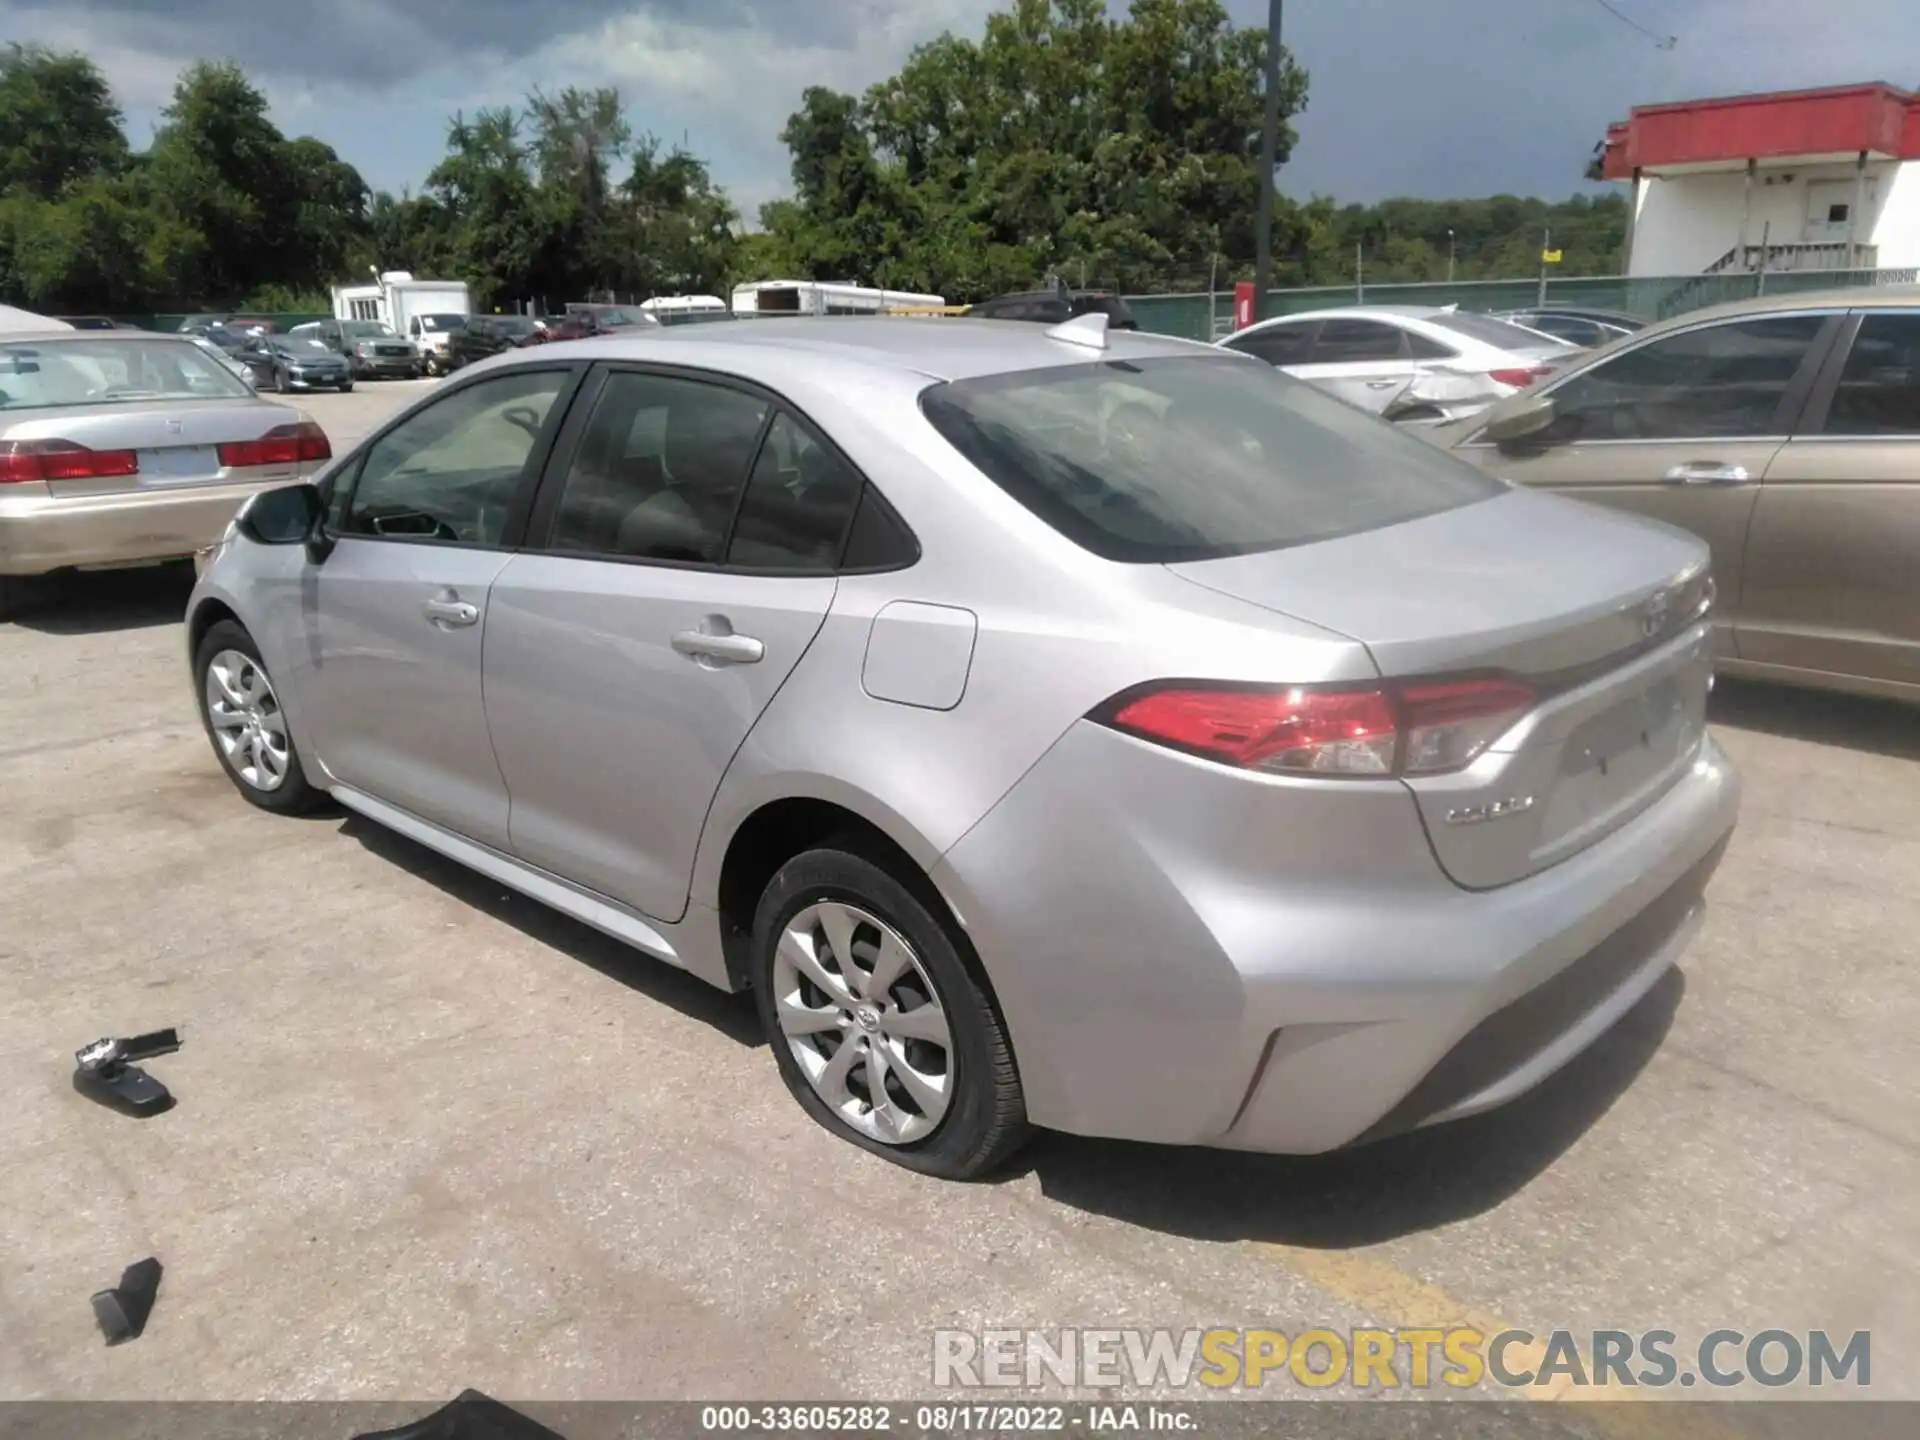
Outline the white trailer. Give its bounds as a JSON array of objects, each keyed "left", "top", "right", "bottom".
[
  {"left": 638, "top": 294, "right": 731, "bottom": 324},
  {"left": 330, "top": 273, "right": 473, "bottom": 373},
  {"left": 730, "top": 280, "right": 945, "bottom": 317}
]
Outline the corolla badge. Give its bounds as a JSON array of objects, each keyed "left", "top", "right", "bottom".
[
  {"left": 1641, "top": 588, "right": 1672, "bottom": 638},
  {"left": 1445, "top": 795, "right": 1535, "bottom": 826}
]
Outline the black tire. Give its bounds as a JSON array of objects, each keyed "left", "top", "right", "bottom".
[
  {"left": 751, "top": 845, "right": 1028, "bottom": 1179},
  {"left": 193, "top": 619, "right": 326, "bottom": 814},
  {"left": 338, "top": 381, "right": 354, "bottom": 393},
  {"left": 0, "top": 572, "right": 31, "bottom": 621}
]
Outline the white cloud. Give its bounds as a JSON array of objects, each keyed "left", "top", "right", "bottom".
[{"left": 529, "top": 0, "right": 1001, "bottom": 213}]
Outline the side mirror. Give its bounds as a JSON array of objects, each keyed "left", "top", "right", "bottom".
[
  {"left": 1482, "top": 393, "right": 1557, "bottom": 446},
  {"left": 235, "top": 482, "right": 327, "bottom": 553}
]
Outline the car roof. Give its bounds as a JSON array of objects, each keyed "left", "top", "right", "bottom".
[
  {"left": 1233, "top": 305, "right": 1448, "bottom": 329},
  {"left": 1, "top": 329, "right": 195, "bottom": 344},
  {"left": 515, "top": 316, "right": 1209, "bottom": 382},
  {"left": 1632, "top": 283, "right": 1920, "bottom": 331}
]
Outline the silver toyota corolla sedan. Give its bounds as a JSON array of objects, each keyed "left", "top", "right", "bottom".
[{"left": 185, "top": 316, "right": 1739, "bottom": 1178}]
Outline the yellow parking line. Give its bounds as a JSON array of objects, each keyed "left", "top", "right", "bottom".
[{"left": 1253, "top": 1242, "right": 1754, "bottom": 1440}]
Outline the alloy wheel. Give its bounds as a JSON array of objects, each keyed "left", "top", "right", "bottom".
[
  {"left": 204, "top": 649, "right": 291, "bottom": 792},
  {"left": 771, "top": 900, "right": 954, "bottom": 1145}
]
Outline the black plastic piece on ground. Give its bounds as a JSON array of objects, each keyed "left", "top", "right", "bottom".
[
  {"left": 73, "top": 1027, "right": 181, "bottom": 1116},
  {"left": 90, "top": 1257, "right": 162, "bottom": 1344},
  {"left": 351, "top": 1391, "right": 569, "bottom": 1440}
]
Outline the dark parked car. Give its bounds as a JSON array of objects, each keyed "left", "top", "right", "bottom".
[
  {"left": 238, "top": 334, "right": 354, "bottom": 392},
  {"left": 59, "top": 315, "right": 120, "bottom": 331},
  {"left": 965, "top": 286, "right": 1140, "bottom": 330},
  {"left": 314, "top": 318, "right": 420, "bottom": 379},
  {"left": 545, "top": 304, "right": 660, "bottom": 340},
  {"left": 445, "top": 313, "right": 545, "bottom": 368}
]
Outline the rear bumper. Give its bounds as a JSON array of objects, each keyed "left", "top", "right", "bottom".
[
  {"left": 932, "top": 721, "right": 1739, "bottom": 1153},
  {"left": 0, "top": 472, "right": 307, "bottom": 575}
]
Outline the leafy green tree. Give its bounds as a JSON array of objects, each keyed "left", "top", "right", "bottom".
[
  {"left": 0, "top": 44, "right": 127, "bottom": 200},
  {"left": 770, "top": 0, "right": 1304, "bottom": 299}
]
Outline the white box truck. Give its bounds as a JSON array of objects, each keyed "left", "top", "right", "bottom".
[{"left": 330, "top": 273, "right": 473, "bottom": 375}]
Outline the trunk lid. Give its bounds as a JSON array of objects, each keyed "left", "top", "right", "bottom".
[
  {"left": 7, "top": 398, "right": 306, "bottom": 497},
  {"left": 1169, "top": 489, "right": 1715, "bottom": 889}
]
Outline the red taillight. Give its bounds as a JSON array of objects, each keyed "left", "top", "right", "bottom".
[
  {"left": 1487, "top": 366, "right": 1554, "bottom": 389},
  {"left": 1098, "top": 676, "right": 1535, "bottom": 778},
  {"left": 1399, "top": 678, "right": 1537, "bottom": 774},
  {"left": 1105, "top": 685, "right": 1400, "bottom": 776},
  {"left": 0, "top": 439, "right": 140, "bottom": 484},
  {"left": 218, "top": 421, "right": 330, "bottom": 469}
]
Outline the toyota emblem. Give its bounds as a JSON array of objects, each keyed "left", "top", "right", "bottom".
[{"left": 1641, "top": 589, "right": 1671, "bottom": 638}]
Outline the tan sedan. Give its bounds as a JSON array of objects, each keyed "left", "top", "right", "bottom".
[
  {"left": 1438, "top": 287, "right": 1920, "bottom": 705},
  {"left": 0, "top": 330, "right": 331, "bottom": 618}
]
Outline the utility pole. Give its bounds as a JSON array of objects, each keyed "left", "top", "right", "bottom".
[
  {"left": 1252, "top": 0, "right": 1284, "bottom": 323},
  {"left": 1537, "top": 226, "right": 1551, "bottom": 307},
  {"left": 1447, "top": 229, "right": 1456, "bottom": 283}
]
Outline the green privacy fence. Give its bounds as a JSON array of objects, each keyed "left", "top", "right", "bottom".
[{"left": 1126, "top": 268, "right": 1920, "bottom": 342}]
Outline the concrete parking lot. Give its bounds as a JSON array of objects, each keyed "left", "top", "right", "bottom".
[{"left": 1, "top": 380, "right": 1916, "bottom": 1410}]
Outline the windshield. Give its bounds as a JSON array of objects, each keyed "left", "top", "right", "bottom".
[
  {"left": 276, "top": 338, "right": 335, "bottom": 357},
  {"left": 493, "top": 316, "right": 537, "bottom": 336},
  {"left": 1428, "top": 311, "right": 1568, "bottom": 351},
  {"left": 918, "top": 355, "right": 1503, "bottom": 563},
  {"left": 0, "top": 338, "right": 254, "bottom": 409},
  {"left": 591, "top": 308, "right": 637, "bottom": 328},
  {"left": 342, "top": 321, "right": 398, "bottom": 339},
  {"left": 418, "top": 314, "right": 467, "bottom": 332}
]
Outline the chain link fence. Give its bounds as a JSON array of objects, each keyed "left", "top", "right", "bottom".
[{"left": 1126, "top": 268, "right": 1920, "bottom": 343}]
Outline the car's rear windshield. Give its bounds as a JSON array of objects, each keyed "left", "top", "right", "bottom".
[
  {"left": 418, "top": 314, "right": 467, "bottom": 331},
  {"left": 276, "top": 338, "right": 334, "bottom": 356},
  {"left": 0, "top": 338, "right": 253, "bottom": 409},
  {"left": 918, "top": 354, "right": 1503, "bottom": 563},
  {"left": 493, "top": 316, "right": 538, "bottom": 335},
  {"left": 1428, "top": 311, "right": 1565, "bottom": 349}
]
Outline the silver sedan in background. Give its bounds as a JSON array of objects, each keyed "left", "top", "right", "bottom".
[
  {"left": 1219, "top": 304, "right": 1584, "bottom": 423},
  {"left": 0, "top": 331, "right": 331, "bottom": 616},
  {"left": 185, "top": 318, "right": 1737, "bottom": 1177}
]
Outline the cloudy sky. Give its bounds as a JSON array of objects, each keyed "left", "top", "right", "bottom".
[{"left": 1, "top": 0, "right": 1913, "bottom": 217}]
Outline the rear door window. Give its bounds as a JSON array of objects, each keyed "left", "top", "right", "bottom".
[
  {"left": 1311, "top": 319, "right": 1407, "bottom": 364},
  {"left": 1226, "top": 324, "right": 1315, "bottom": 366},
  {"left": 543, "top": 371, "right": 769, "bottom": 564},
  {"left": 1820, "top": 312, "right": 1920, "bottom": 435},
  {"left": 919, "top": 355, "right": 1502, "bottom": 563}
]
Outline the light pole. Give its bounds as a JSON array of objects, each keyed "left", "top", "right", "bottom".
[
  {"left": 1252, "top": 0, "right": 1283, "bottom": 323},
  {"left": 1447, "top": 229, "right": 1456, "bottom": 283}
]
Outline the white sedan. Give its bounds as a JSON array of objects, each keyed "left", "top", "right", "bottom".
[{"left": 1216, "top": 305, "right": 1583, "bottom": 421}]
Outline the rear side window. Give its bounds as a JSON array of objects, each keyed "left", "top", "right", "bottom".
[
  {"left": 1429, "top": 312, "right": 1564, "bottom": 349},
  {"left": 1821, "top": 312, "right": 1920, "bottom": 435},
  {"left": 1226, "top": 324, "right": 1314, "bottom": 366},
  {"left": 919, "top": 356, "right": 1503, "bottom": 563},
  {"left": 1311, "top": 319, "right": 1405, "bottom": 364},
  {"left": 1406, "top": 331, "right": 1459, "bottom": 360}
]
